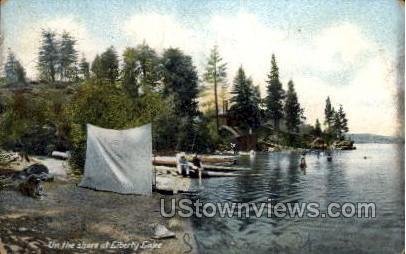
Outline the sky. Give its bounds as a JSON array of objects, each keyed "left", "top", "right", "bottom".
[{"left": 0, "top": 0, "right": 404, "bottom": 136}]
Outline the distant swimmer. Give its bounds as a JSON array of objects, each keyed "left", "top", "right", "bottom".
[
  {"left": 326, "top": 151, "right": 332, "bottom": 162},
  {"left": 300, "top": 156, "right": 307, "bottom": 169}
]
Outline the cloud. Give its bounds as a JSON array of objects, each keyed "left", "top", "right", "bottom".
[
  {"left": 294, "top": 55, "right": 398, "bottom": 135},
  {"left": 122, "top": 13, "right": 199, "bottom": 55},
  {"left": 313, "top": 23, "right": 372, "bottom": 68}
]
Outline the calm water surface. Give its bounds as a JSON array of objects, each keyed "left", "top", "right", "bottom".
[{"left": 190, "top": 144, "right": 404, "bottom": 254}]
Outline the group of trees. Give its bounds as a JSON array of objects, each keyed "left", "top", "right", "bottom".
[
  {"left": 38, "top": 30, "right": 80, "bottom": 82},
  {"left": 264, "top": 54, "right": 305, "bottom": 134},
  {"left": 1, "top": 28, "right": 351, "bottom": 164},
  {"left": 229, "top": 66, "right": 262, "bottom": 130},
  {"left": 0, "top": 29, "right": 209, "bottom": 168},
  {"left": 323, "top": 97, "right": 349, "bottom": 140},
  {"left": 204, "top": 50, "right": 306, "bottom": 140}
]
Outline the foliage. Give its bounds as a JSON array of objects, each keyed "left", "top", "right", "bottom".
[
  {"left": 4, "top": 51, "right": 26, "bottom": 85},
  {"left": 284, "top": 80, "right": 304, "bottom": 133},
  {"left": 333, "top": 104, "right": 349, "bottom": 139},
  {"left": 161, "top": 48, "right": 199, "bottom": 119},
  {"left": 122, "top": 43, "right": 161, "bottom": 98},
  {"left": 58, "top": 31, "right": 78, "bottom": 81},
  {"left": 312, "top": 119, "right": 322, "bottom": 137},
  {"left": 265, "top": 54, "right": 284, "bottom": 129},
  {"left": 122, "top": 47, "right": 142, "bottom": 97},
  {"left": 68, "top": 81, "right": 169, "bottom": 168},
  {"left": 324, "top": 96, "right": 334, "bottom": 128},
  {"left": 37, "top": 29, "right": 80, "bottom": 83},
  {"left": 37, "top": 29, "right": 59, "bottom": 82},
  {"left": 91, "top": 46, "right": 119, "bottom": 84},
  {"left": 79, "top": 55, "right": 90, "bottom": 80},
  {"left": 229, "top": 66, "right": 261, "bottom": 130},
  {"left": 1, "top": 31, "right": 355, "bottom": 160},
  {"left": 0, "top": 91, "right": 68, "bottom": 155}
]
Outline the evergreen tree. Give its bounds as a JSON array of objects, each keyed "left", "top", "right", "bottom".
[
  {"left": 37, "top": 29, "right": 58, "bottom": 82},
  {"left": 313, "top": 119, "right": 322, "bottom": 137},
  {"left": 161, "top": 48, "right": 201, "bottom": 150},
  {"left": 265, "top": 54, "right": 284, "bottom": 129},
  {"left": 90, "top": 54, "right": 103, "bottom": 82},
  {"left": 229, "top": 66, "right": 261, "bottom": 130},
  {"left": 161, "top": 48, "right": 199, "bottom": 118},
  {"left": 334, "top": 104, "right": 349, "bottom": 139},
  {"left": 58, "top": 31, "right": 78, "bottom": 81},
  {"left": 122, "top": 43, "right": 160, "bottom": 98},
  {"left": 332, "top": 111, "right": 341, "bottom": 139},
  {"left": 132, "top": 43, "right": 160, "bottom": 91},
  {"left": 324, "top": 96, "right": 334, "bottom": 128},
  {"left": 122, "top": 47, "right": 141, "bottom": 97},
  {"left": 100, "top": 46, "right": 119, "bottom": 84},
  {"left": 203, "top": 46, "right": 227, "bottom": 131},
  {"left": 90, "top": 47, "right": 119, "bottom": 84},
  {"left": 4, "top": 51, "right": 26, "bottom": 85},
  {"left": 79, "top": 55, "right": 90, "bottom": 80},
  {"left": 284, "top": 80, "right": 304, "bottom": 133}
]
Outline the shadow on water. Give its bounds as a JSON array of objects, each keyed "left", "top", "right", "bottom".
[{"left": 190, "top": 144, "right": 404, "bottom": 254}]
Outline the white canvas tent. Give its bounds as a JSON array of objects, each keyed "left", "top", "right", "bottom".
[{"left": 79, "top": 124, "right": 152, "bottom": 195}]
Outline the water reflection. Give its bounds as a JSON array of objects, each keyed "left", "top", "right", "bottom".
[{"left": 191, "top": 144, "right": 404, "bottom": 254}]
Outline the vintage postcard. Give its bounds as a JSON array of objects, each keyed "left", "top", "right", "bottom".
[{"left": 0, "top": 0, "right": 404, "bottom": 253}]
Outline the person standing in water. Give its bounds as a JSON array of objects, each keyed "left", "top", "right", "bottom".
[{"left": 300, "top": 156, "right": 307, "bottom": 169}]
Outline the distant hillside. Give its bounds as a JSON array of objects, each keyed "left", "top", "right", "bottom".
[{"left": 346, "top": 133, "right": 404, "bottom": 144}]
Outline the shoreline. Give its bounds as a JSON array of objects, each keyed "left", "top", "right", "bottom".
[{"left": 0, "top": 162, "right": 198, "bottom": 253}]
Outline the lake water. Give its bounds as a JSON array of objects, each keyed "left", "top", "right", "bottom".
[{"left": 190, "top": 144, "right": 404, "bottom": 254}]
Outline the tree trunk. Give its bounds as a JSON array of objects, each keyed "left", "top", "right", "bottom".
[{"left": 214, "top": 75, "right": 219, "bottom": 133}]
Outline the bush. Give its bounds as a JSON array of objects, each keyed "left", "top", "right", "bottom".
[
  {"left": 0, "top": 89, "right": 72, "bottom": 155},
  {"left": 68, "top": 82, "right": 169, "bottom": 169}
]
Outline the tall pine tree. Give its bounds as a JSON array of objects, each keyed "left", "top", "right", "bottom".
[
  {"left": 313, "top": 119, "right": 322, "bottom": 137},
  {"left": 265, "top": 54, "right": 284, "bottom": 129},
  {"left": 324, "top": 96, "right": 334, "bottom": 128},
  {"left": 58, "top": 31, "right": 78, "bottom": 81},
  {"left": 284, "top": 80, "right": 304, "bottom": 133},
  {"left": 203, "top": 45, "right": 227, "bottom": 132},
  {"left": 333, "top": 104, "right": 349, "bottom": 139},
  {"left": 37, "top": 29, "right": 58, "bottom": 82},
  {"left": 229, "top": 66, "right": 261, "bottom": 130}
]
